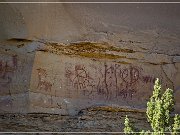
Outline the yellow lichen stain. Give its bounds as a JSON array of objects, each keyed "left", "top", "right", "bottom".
[
  {"left": 88, "top": 106, "right": 145, "bottom": 113},
  {"left": 137, "top": 53, "right": 145, "bottom": 59},
  {"left": 44, "top": 42, "right": 135, "bottom": 60},
  {"left": 147, "top": 62, "right": 169, "bottom": 65},
  {"left": 67, "top": 42, "right": 135, "bottom": 53},
  {"left": 117, "top": 61, "right": 131, "bottom": 64},
  {"left": 127, "top": 57, "right": 138, "bottom": 60},
  {"left": 79, "top": 52, "right": 126, "bottom": 59}
]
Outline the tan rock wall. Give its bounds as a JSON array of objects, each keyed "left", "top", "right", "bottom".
[
  {"left": 29, "top": 50, "right": 179, "bottom": 114},
  {"left": 0, "top": 40, "right": 179, "bottom": 114},
  {"left": 0, "top": 2, "right": 180, "bottom": 115},
  {"left": 0, "top": 41, "right": 35, "bottom": 113}
]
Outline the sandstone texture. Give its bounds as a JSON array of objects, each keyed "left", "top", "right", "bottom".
[
  {"left": 0, "top": 40, "right": 179, "bottom": 115},
  {"left": 0, "top": 106, "right": 151, "bottom": 132},
  {"left": 0, "top": 1, "right": 180, "bottom": 116}
]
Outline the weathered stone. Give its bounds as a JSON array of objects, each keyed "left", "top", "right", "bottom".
[
  {"left": 162, "top": 64, "right": 177, "bottom": 85},
  {"left": 0, "top": 107, "right": 151, "bottom": 132},
  {"left": 0, "top": 40, "right": 179, "bottom": 114},
  {"left": 0, "top": 2, "right": 180, "bottom": 115},
  {"left": 1, "top": 3, "right": 180, "bottom": 132},
  {"left": 173, "top": 56, "right": 180, "bottom": 63}
]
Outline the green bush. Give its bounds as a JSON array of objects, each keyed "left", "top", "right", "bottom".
[
  {"left": 124, "top": 78, "right": 180, "bottom": 135},
  {"left": 173, "top": 114, "right": 180, "bottom": 135},
  {"left": 124, "top": 115, "right": 134, "bottom": 134}
]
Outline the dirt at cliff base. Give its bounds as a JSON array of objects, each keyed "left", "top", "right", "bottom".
[{"left": 0, "top": 107, "right": 151, "bottom": 132}]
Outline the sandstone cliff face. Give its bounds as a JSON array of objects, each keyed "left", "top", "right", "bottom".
[
  {"left": 0, "top": 2, "right": 180, "bottom": 115},
  {"left": 0, "top": 40, "right": 179, "bottom": 115}
]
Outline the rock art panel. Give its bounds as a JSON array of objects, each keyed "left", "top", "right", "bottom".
[
  {"left": 65, "top": 63, "right": 156, "bottom": 101},
  {"left": 0, "top": 55, "right": 17, "bottom": 88},
  {"left": 37, "top": 68, "right": 53, "bottom": 92},
  {"left": 0, "top": 47, "right": 177, "bottom": 114},
  {"left": 65, "top": 64, "right": 96, "bottom": 99},
  {"left": 0, "top": 43, "right": 35, "bottom": 113},
  {"left": 29, "top": 51, "right": 165, "bottom": 114}
]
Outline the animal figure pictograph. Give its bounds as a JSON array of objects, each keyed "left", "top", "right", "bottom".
[{"left": 37, "top": 68, "right": 52, "bottom": 92}]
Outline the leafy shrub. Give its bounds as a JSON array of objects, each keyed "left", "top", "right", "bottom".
[{"left": 124, "top": 78, "right": 180, "bottom": 135}]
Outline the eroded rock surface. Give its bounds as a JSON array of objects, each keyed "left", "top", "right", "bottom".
[
  {"left": 0, "top": 40, "right": 179, "bottom": 115},
  {"left": 0, "top": 1, "right": 180, "bottom": 129},
  {"left": 0, "top": 106, "right": 151, "bottom": 132}
]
